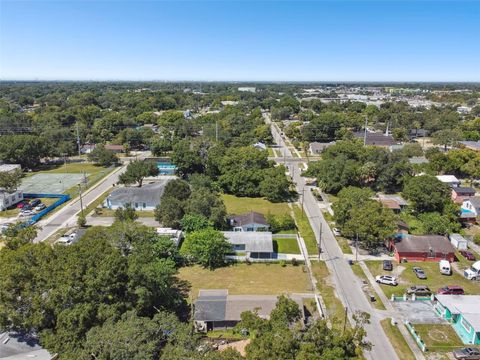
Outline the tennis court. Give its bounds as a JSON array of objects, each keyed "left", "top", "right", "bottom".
[{"left": 20, "top": 173, "right": 88, "bottom": 194}]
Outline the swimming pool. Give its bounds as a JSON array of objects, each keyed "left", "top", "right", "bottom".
[{"left": 157, "top": 162, "right": 177, "bottom": 175}]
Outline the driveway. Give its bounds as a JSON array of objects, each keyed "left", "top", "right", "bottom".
[{"left": 393, "top": 301, "right": 446, "bottom": 324}]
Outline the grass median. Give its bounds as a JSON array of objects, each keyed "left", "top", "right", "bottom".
[{"left": 292, "top": 204, "right": 318, "bottom": 255}]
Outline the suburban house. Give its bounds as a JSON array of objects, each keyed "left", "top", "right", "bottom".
[
  {"left": 79, "top": 144, "right": 96, "bottom": 154},
  {"left": 309, "top": 141, "right": 336, "bottom": 155},
  {"left": 223, "top": 231, "right": 274, "bottom": 259},
  {"left": 408, "top": 156, "right": 429, "bottom": 165},
  {"left": 104, "top": 144, "right": 124, "bottom": 153},
  {"left": 436, "top": 175, "right": 460, "bottom": 188},
  {"left": 193, "top": 289, "right": 303, "bottom": 332},
  {"left": 461, "top": 197, "right": 480, "bottom": 223},
  {"left": 156, "top": 227, "right": 183, "bottom": 247},
  {"left": 409, "top": 128, "right": 429, "bottom": 140},
  {"left": 376, "top": 194, "right": 408, "bottom": 213},
  {"left": 104, "top": 181, "right": 169, "bottom": 211},
  {"left": 0, "top": 164, "right": 23, "bottom": 211},
  {"left": 452, "top": 187, "right": 476, "bottom": 204},
  {"left": 449, "top": 233, "right": 468, "bottom": 250},
  {"left": 390, "top": 234, "right": 456, "bottom": 262},
  {"left": 434, "top": 295, "right": 480, "bottom": 345},
  {"left": 0, "top": 163, "right": 21, "bottom": 173},
  {"left": 353, "top": 132, "right": 398, "bottom": 147},
  {"left": 229, "top": 211, "right": 269, "bottom": 232},
  {"left": 459, "top": 141, "right": 480, "bottom": 152},
  {"left": 253, "top": 142, "right": 267, "bottom": 151}
]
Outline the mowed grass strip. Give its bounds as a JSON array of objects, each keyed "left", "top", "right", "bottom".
[
  {"left": 311, "top": 261, "right": 347, "bottom": 330},
  {"left": 380, "top": 319, "right": 416, "bottom": 360},
  {"left": 221, "top": 194, "right": 290, "bottom": 216},
  {"left": 178, "top": 263, "right": 312, "bottom": 299},
  {"left": 365, "top": 260, "right": 480, "bottom": 298},
  {"left": 292, "top": 205, "right": 318, "bottom": 254},
  {"left": 350, "top": 263, "right": 386, "bottom": 310},
  {"left": 273, "top": 237, "right": 301, "bottom": 254},
  {"left": 414, "top": 324, "right": 464, "bottom": 352}
]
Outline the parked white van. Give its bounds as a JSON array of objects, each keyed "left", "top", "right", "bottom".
[{"left": 439, "top": 260, "right": 452, "bottom": 275}]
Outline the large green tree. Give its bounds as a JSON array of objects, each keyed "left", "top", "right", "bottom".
[
  {"left": 402, "top": 175, "right": 450, "bottom": 213},
  {"left": 180, "top": 228, "right": 231, "bottom": 269},
  {"left": 119, "top": 160, "right": 159, "bottom": 187}
]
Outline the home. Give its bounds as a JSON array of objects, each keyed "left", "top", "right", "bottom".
[
  {"left": 408, "top": 156, "right": 429, "bottom": 165},
  {"left": 436, "top": 175, "right": 461, "bottom": 188},
  {"left": 449, "top": 233, "right": 468, "bottom": 250},
  {"left": 309, "top": 141, "right": 336, "bottom": 155},
  {"left": 353, "top": 132, "right": 398, "bottom": 147},
  {"left": 434, "top": 295, "right": 480, "bottom": 345},
  {"left": 229, "top": 211, "right": 269, "bottom": 232},
  {"left": 79, "top": 144, "right": 96, "bottom": 154},
  {"left": 253, "top": 142, "right": 267, "bottom": 151},
  {"left": 376, "top": 194, "right": 408, "bottom": 213},
  {"left": 391, "top": 234, "right": 455, "bottom": 262},
  {"left": 156, "top": 227, "right": 183, "bottom": 247},
  {"left": 223, "top": 231, "right": 274, "bottom": 259},
  {"left": 0, "top": 189, "right": 24, "bottom": 211},
  {"left": 104, "top": 144, "right": 124, "bottom": 153},
  {"left": 238, "top": 87, "right": 256, "bottom": 93},
  {"left": 461, "top": 197, "right": 480, "bottom": 222},
  {"left": 452, "top": 187, "right": 476, "bottom": 204},
  {"left": 193, "top": 289, "right": 303, "bottom": 332},
  {"left": 0, "top": 163, "right": 21, "bottom": 173},
  {"left": 409, "top": 128, "right": 429, "bottom": 140},
  {"left": 104, "top": 181, "right": 169, "bottom": 211}
]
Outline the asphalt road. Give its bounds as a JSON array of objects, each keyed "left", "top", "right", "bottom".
[{"left": 265, "top": 113, "right": 399, "bottom": 360}]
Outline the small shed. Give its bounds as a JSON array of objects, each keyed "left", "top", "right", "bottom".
[{"left": 449, "top": 233, "right": 468, "bottom": 250}]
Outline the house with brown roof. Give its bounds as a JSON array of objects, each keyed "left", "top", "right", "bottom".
[
  {"left": 391, "top": 234, "right": 455, "bottom": 263},
  {"left": 452, "top": 187, "right": 476, "bottom": 204},
  {"left": 229, "top": 211, "right": 269, "bottom": 232},
  {"left": 104, "top": 144, "right": 124, "bottom": 153}
]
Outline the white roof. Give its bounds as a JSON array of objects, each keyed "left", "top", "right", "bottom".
[
  {"left": 223, "top": 231, "right": 273, "bottom": 253},
  {"left": 436, "top": 175, "right": 460, "bottom": 183},
  {"left": 0, "top": 164, "right": 21, "bottom": 173},
  {"left": 436, "top": 295, "right": 480, "bottom": 330}
]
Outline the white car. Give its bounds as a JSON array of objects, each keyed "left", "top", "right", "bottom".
[
  {"left": 19, "top": 210, "right": 34, "bottom": 217},
  {"left": 34, "top": 203, "right": 46, "bottom": 212},
  {"left": 375, "top": 275, "right": 398, "bottom": 286},
  {"left": 332, "top": 228, "right": 341, "bottom": 236}
]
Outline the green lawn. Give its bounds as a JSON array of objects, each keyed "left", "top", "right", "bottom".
[
  {"left": 311, "top": 261, "right": 347, "bottom": 329},
  {"left": 292, "top": 205, "right": 318, "bottom": 254},
  {"left": 221, "top": 194, "right": 290, "bottom": 216},
  {"left": 350, "top": 263, "right": 386, "bottom": 310},
  {"left": 336, "top": 236, "right": 353, "bottom": 254},
  {"left": 414, "top": 324, "right": 464, "bottom": 352},
  {"left": 365, "top": 260, "right": 480, "bottom": 298},
  {"left": 273, "top": 237, "right": 301, "bottom": 254},
  {"left": 178, "top": 263, "right": 312, "bottom": 299},
  {"left": 31, "top": 162, "right": 109, "bottom": 175},
  {"left": 206, "top": 329, "right": 245, "bottom": 340},
  {"left": 380, "top": 319, "right": 416, "bottom": 360},
  {"left": 93, "top": 208, "right": 155, "bottom": 218},
  {"left": 267, "top": 147, "right": 275, "bottom": 157}
]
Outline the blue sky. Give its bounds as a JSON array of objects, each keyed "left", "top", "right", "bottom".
[{"left": 1, "top": 1, "right": 479, "bottom": 81}]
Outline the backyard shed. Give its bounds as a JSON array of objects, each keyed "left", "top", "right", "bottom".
[{"left": 449, "top": 233, "right": 468, "bottom": 250}]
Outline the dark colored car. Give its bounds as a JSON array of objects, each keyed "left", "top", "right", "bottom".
[
  {"left": 437, "top": 285, "right": 465, "bottom": 295},
  {"left": 453, "top": 347, "right": 480, "bottom": 360},
  {"left": 22, "top": 204, "right": 33, "bottom": 211},
  {"left": 383, "top": 260, "right": 393, "bottom": 271},
  {"left": 460, "top": 250, "right": 476, "bottom": 261},
  {"left": 30, "top": 199, "right": 41, "bottom": 207},
  {"left": 413, "top": 267, "right": 427, "bottom": 279}
]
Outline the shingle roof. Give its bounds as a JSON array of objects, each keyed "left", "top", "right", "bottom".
[
  {"left": 468, "top": 197, "right": 480, "bottom": 208},
  {"left": 309, "top": 142, "right": 336, "bottom": 153},
  {"left": 408, "top": 156, "right": 429, "bottom": 165},
  {"left": 231, "top": 212, "right": 268, "bottom": 227},
  {"left": 107, "top": 181, "right": 169, "bottom": 205},
  {"left": 223, "top": 231, "right": 274, "bottom": 253},
  {"left": 395, "top": 235, "right": 455, "bottom": 254},
  {"left": 353, "top": 132, "right": 397, "bottom": 146},
  {"left": 453, "top": 187, "right": 475, "bottom": 195}
]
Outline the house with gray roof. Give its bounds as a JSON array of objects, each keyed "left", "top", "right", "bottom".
[
  {"left": 105, "top": 180, "right": 169, "bottom": 211},
  {"left": 223, "top": 231, "right": 274, "bottom": 259},
  {"left": 309, "top": 141, "right": 336, "bottom": 155},
  {"left": 408, "top": 156, "right": 429, "bottom": 165},
  {"left": 229, "top": 211, "right": 269, "bottom": 232},
  {"left": 193, "top": 289, "right": 304, "bottom": 332},
  {"left": 459, "top": 141, "right": 480, "bottom": 152}
]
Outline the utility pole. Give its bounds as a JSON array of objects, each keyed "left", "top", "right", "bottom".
[
  {"left": 76, "top": 121, "right": 81, "bottom": 157},
  {"left": 363, "top": 116, "right": 368, "bottom": 146},
  {"left": 283, "top": 148, "right": 286, "bottom": 165},
  {"left": 301, "top": 187, "right": 305, "bottom": 214},
  {"left": 355, "top": 233, "right": 359, "bottom": 262},
  {"left": 317, "top": 221, "right": 322, "bottom": 259},
  {"left": 215, "top": 121, "right": 219, "bottom": 142},
  {"left": 78, "top": 184, "right": 84, "bottom": 218},
  {"left": 343, "top": 307, "right": 348, "bottom": 334}
]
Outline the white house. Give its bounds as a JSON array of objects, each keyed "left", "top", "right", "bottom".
[
  {"left": 449, "top": 233, "right": 468, "bottom": 250},
  {"left": 436, "top": 175, "right": 461, "bottom": 188},
  {"left": 223, "top": 231, "right": 274, "bottom": 259},
  {"left": 461, "top": 197, "right": 480, "bottom": 219},
  {"left": 156, "top": 227, "right": 183, "bottom": 247},
  {"left": 104, "top": 181, "right": 169, "bottom": 211},
  {"left": 0, "top": 189, "right": 24, "bottom": 211},
  {"left": 229, "top": 211, "right": 269, "bottom": 232}
]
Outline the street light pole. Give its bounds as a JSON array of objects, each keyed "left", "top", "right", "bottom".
[
  {"left": 78, "top": 184, "right": 84, "bottom": 218},
  {"left": 318, "top": 221, "right": 323, "bottom": 259}
]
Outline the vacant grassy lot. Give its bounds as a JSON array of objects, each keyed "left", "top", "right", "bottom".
[
  {"left": 414, "top": 324, "right": 464, "bottom": 352},
  {"left": 273, "top": 237, "right": 300, "bottom": 254},
  {"left": 380, "top": 319, "right": 415, "bottom": 360},
  {"left": 292, "top": 205, "right": 318, "bottom": 254},
  {"left": 221, "top": 194, "right": 290, "bottom": 216},
  {"left": 366, "top": 260, "right": 480, "bottom": 298},
  {"left": 311, "top": 261, "right": 347, "bottom": 329},
  {"left": 178, "top": 263, "right": 312, "bottom": 299}
]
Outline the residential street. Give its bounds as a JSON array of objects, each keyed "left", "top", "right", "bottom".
[{"left": 265, "top": 113, "right": 399, "bottom": 360}]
